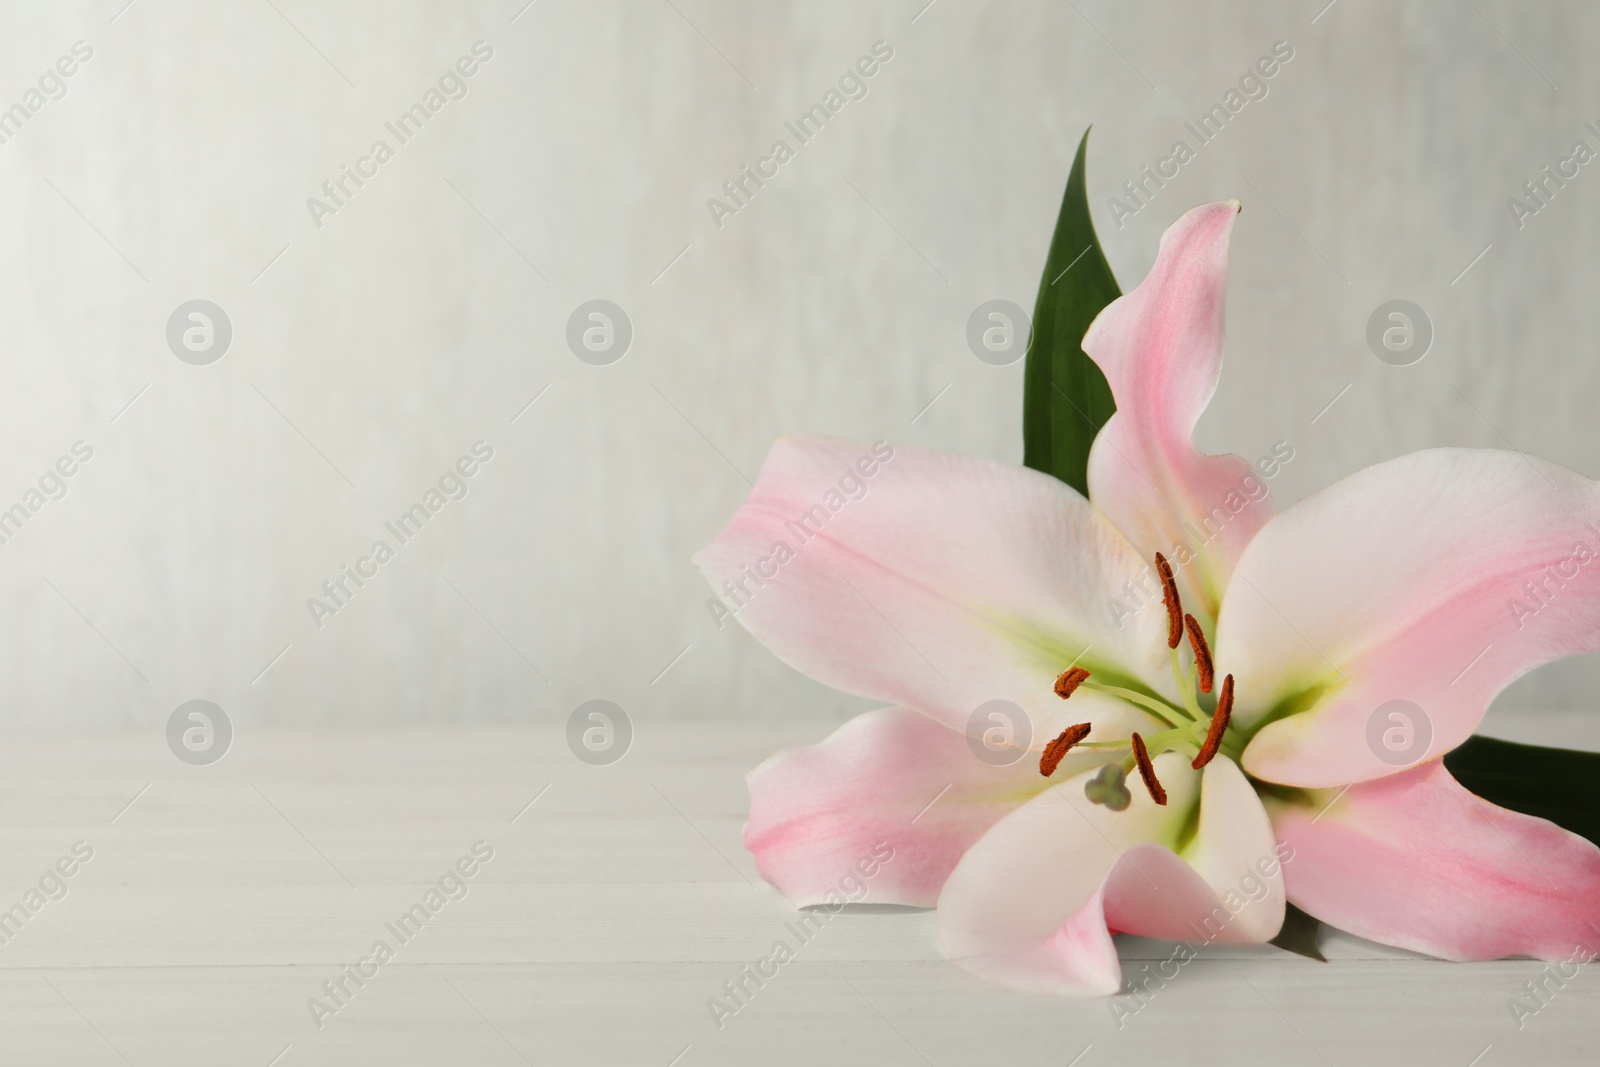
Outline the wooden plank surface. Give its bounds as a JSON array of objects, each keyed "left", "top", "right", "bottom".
[{"left": 0, "top": 718, "right": 1593, "bottom": 1065}]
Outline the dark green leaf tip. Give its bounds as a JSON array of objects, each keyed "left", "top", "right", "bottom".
[{"left": 1021, "top": 127, "right": 1122, "bottom": 496}]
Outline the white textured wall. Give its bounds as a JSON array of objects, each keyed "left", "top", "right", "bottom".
[{"left": 0, "top": 0, "right": 1595, "bottom": 731}]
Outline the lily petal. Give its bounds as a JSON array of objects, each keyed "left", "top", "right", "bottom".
[
  {"left": 1083, "top": 201, "right": 1274, "bottom": 617},
  {"left": 745, "top": 706, "right": 1125, "bottom": 907},
  {"left": 1220, "top": 448, "right": 1600, "bottom": 788},
  {"left": 935, "top": 754, "right": 1283, "bottom": 995},
  {"left": 694, "top": 436, "right": 1173, "bottom": 744},
  {"left": 1267, "top": 761, "right": 1600, "bottom": 961}
]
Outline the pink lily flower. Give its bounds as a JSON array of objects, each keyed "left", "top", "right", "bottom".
[{"left": 695, "top": 201, "right": 1600, "bottom": 995}]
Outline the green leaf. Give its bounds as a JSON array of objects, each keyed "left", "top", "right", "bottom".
[
  {"left": 1022, "top": 127, "right": 1122, "bottom": 495},
  {"left": 1269, "top": 902, "right": 1326, "bottom": 962},
  {"left": 1444, "top": 734, "right": 1600, "bottom": 847}
]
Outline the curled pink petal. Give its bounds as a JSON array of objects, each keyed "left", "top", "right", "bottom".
[
  {"left": 1084, "top": 201, "right": 1275, "bottom": 616},
  {"left": 936, "top": 755, "right": 1283, "bottom": 995}
]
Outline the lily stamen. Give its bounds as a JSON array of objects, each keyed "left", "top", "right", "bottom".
[
  {"left": 1191, "top": 674, "right": 1234, "bottom": 770},
  {"left": 1129, "top": 732, "right": 1167, "bottom": 805},
  {"left": 1054, "top": 667, "right": 1091, "bottom": 699},
  {"left": 1184, "top": 613, "right": 1215, "bottom": 694},
  {"left": 1040, "top": 723, "right": 1092, "bottom": 777},
  {"left": 1046, "top": 556, "right": 1230, "bottom": 801},
  {"left": 1155, "top": 552, "right": 1182, "bottom": 650}
]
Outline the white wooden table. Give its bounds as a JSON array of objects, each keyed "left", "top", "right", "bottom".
[{"left": 0, "top": 714, "right": 1593, "bottom": 1066}]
